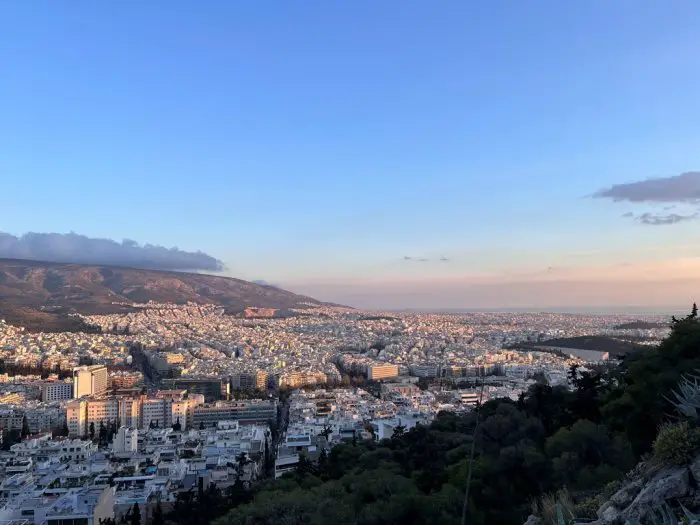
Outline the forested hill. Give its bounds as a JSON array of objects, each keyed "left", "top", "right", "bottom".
[{"left": 175, "top": 305, "right": 700, "bottom": 525}]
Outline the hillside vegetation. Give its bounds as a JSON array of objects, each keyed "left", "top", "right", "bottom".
[{"left": 190, "top": 306, "right": 700, "bottom": 525}]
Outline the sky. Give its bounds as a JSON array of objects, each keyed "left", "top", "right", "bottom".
[{"left": 2, "top": 1, "right": 700, "bottom": 311}]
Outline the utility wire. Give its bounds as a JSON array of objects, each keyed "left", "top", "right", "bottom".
[{"left": 460, "top": 369, "right": 487, "bottom": 525}]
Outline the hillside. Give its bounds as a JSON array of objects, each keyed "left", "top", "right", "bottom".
[
  {"left": 0, "top": 258, "right": 330, "bottom": 322},
  {"left": 518, "top": 335, "right": 645, "bottom": 357}
]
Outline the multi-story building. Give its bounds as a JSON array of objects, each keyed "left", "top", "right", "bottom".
[
  {"left": 109, "top": 371, "right": 143, "bottom": 390},
  {"left": 67, "top": 397, "right": 136, "bottom": 437},
  {"left": 367, "top": 364, "right": 399, "bottom": 380},
  {"left": 167, "top": 378, "right": 229, "bottom": 401},
  {"left": 67, "top": 391, "right": 205, "bottom": 435},
  {"left": 25, "top": 406, "right": 66, "bottom": 434},
  {"left": 408, "top": 364, "right": 439, "bottom": 378},
  {"left": 73, "top": 365, "right": 109, "bottom": 398},
  {"left": 0, "top": 409, "right": 24, "bottom": 432},
  {"left": 150, "top": 352, "right": 185, "bottom": 374},
  {"left": 231, "top": 372, "right": 256, "bottom": 390},
  {"left": 42, "top": 381, "right": 74, "bottom": 402},
  {"left": 279, "top": 371, "right": 327, "bottom": 389},
  {"left": 191, "top": 400, "right": 276, "bottom": 428}
]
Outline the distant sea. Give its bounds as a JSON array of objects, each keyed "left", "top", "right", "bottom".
[{"left": 390, "top": 306, "right": 688, "bottom": 315}]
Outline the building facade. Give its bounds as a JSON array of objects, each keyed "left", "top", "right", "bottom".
[
  {"left": 73, "top": 365, "right": 109, "bottom": 398},
  {"left": 42, "top": 381, "right": 74, "bottom": 402}
]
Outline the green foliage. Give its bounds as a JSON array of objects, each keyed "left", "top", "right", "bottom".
[
  {"left": 602, "top": 305, "right": 700, "bottom": 456},
  {"left": 652, "top": 421, "right": 700, "bottom": 466},
  {"left": 201, "top": 305, "right": 700, "bottom": 525}
]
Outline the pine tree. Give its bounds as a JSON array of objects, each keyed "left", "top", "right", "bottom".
[
  {"left": 21, "top": 415, "right": 30, "bottom": 438},
  {"left": 89, "top": 422, "right": 96, "bottom": 441},
  {"left": 130, "top": 503, "right": 141, "bottom": 525},
  {"left": 99, "top": 421, "right": 107, "bottom": 444},
  {"left": 150, "top": 501, "right": 165, "bottom": 525}
]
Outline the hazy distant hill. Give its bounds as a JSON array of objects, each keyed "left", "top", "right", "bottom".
[
  {"left": 523, "top": 335, "right": 645, "bottom": 357},
  {"left": 613, "top": 320, "right": 668, "bottom": 330},
  {"left": 0, "top": 259, "right": 329, "bottom": 325}
]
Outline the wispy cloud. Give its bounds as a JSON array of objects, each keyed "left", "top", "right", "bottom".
[
  {"left": 0, "top": 231, "right": 225, "bottom": 272},
  {"left": 440, "top": 256, "right": 450, "bottom": 262},
  {"left": 635, "top": 212, "right": 699, "bottom": 226},
  {"left": 594, "top": 171, "right": 700, "bottom": 203},
  {"left": 404, "top": 256, "right": 429, "bottom": 262}
]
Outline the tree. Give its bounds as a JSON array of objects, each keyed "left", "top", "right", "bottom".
[
  {"left": 21, "top": 415, "right": 30, "bottom": 438},
  {"left": 199, "top": 421, "right": 205, "bottom": 430},
  {"left": 294, "top": 453, "right": 315, "bottom": 477},
  {"left": 392, "top": 424, "right": 407, "bottom": 441},
  {"left": 319, "top": 424, "right": 333, "bottom": 441},
  {"left": 150, "top": 501, "right": 164, "bottom": 525},
  {"left": 99, "top": 421, "right": 107, "bottom": 445},
  {"left": 236, "top": 451, "right": 251, "bottom": 481},
  {"left": 172, "top": 417, "right": 182, "bottom": 431},
  {"left": 129, "top": 503, "right": 141, "bottom": 525},
  {"left": 89, "top": 422, "right": 96, "bottom": 441}
]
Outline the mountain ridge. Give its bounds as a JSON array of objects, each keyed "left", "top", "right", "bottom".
[{"left": 0, "top": 258, "right": 333, "bottom": 322}]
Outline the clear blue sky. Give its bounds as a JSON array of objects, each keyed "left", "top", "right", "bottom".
[{"left": 3, "top": 2, "right": 700, "bottom": 309}]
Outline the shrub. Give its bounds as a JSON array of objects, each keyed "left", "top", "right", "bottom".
[
  {"left": 573, "top": 497, "right": 599, "bottom": 520},
  {"left": 531, "top": 488, "right": 575, "bottom": 525},
  {"left": 652, "top": 422, "right": 699, "bottom": 466}
]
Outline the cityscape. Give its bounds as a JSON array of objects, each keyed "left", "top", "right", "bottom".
[
  {"left": 0, "top": 299, "right": 671, "bottom": 523},
  {"left": 3, "top": 1, "right": 700, "bottom": 524}
]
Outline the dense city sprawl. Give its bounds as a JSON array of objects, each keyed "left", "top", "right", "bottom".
[{"left": 0, "top": 303, "right": 670, "bottom": 524}]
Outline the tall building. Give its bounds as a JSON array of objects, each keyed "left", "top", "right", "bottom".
[
  {"left": 41, "top": 381, "right": 74, "bottom": 402},
  {"left": 73, "top": 365, "right": 109, "bottom": 398}
]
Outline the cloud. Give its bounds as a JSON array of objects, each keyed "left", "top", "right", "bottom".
[
  {"left": 593, "top": 171, "right": 700, "bottom": 203},
  {"left": 0, "top": 231, "right": 225, "bottom": 272},
  {"left": 403, "top": 256, "right": 429, "bottom": 262},
  {"left": 621, "top": 212, "right": 634, "bottom": 218},
  {"left": 635, "top": 212, "right": 699, "bottom": 226},
  {"left": 440, "top": 256, "right": 450, "bottom": 262}
]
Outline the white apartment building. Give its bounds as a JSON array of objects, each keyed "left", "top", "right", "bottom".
[
  {"left": 42, "top": 381, "right": 74, "bottom": 402},
  {"left": 112, "top": 426, "right": 138, "bottom": 453},
  {"left": 73, "top": 365, "right": 109, "bottom": 398}
]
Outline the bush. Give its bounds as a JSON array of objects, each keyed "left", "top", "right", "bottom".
[
  {"left": 531, "top": 488, "right": 575, "bottom": 525},
  {"left": 573, "top": 497, "right": 599, "bottom": 520},
  {"left": 652, "top": 422, "right": 699, "bottom": 466}
]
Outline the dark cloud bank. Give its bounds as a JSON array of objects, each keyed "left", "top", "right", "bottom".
[
  {"left": 0, "top": 232, "right": 225, "bottom": 272},
  {"left": 595, "top": 171, "right": 700, "bottom": 226}
]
